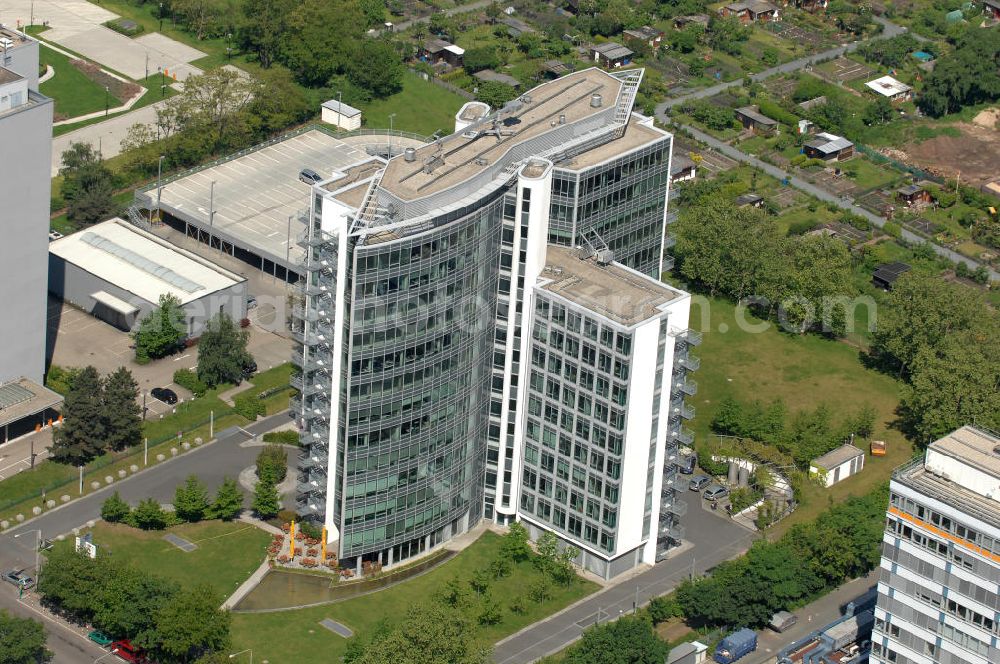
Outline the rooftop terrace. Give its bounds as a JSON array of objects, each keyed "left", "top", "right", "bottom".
[
  {"left": 539, "top": 246, "right": 680, "bottom": 326},
  {"left": 378, "top": 68, "right": 624, "bottom": 202}
]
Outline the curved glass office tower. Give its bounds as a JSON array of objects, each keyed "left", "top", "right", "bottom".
[{"left": 292, "top": 67, "right": 697, "bottom": 576}]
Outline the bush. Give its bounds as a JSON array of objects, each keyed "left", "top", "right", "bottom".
[
  {"left": 883, "top": 222, "right": 902, "bottom": 238},
  {"left": 788, "top": 218, "right": 819, "bottom": 235},
  {"left": 256, "top": 444, "right": 288, "bottom": 484},
  {"left": 647, "top": 595, "right": 683, "bottom": 624},
  {"left": 172, "top": 368, "right": 208, "bottom": 397},
  {"left": 130, "top": 497, "right": 168, "bottom": 530},
  {"left": 234, "top": 393, "right": 264, "bottom": 421},
  {"left": 262, "top": 430, "right": 301, "bottom": 445},
  {"left": 105, "top": 19, "right": 145, "bottom": 37},
  {"left": 101, "top": 491, "right": 131, "bottom": 523}
]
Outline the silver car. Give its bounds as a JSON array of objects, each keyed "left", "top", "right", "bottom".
[
  {"left": 689, "top": 475, "right": 711, "bottom": 492},
  {"left": 703, "top": 485, "right": 730, "bottom": 502}
]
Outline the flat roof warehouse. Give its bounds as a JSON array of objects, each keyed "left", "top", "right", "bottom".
[{"left": 49, "top": 218, "right": 244, "bottom": 305}]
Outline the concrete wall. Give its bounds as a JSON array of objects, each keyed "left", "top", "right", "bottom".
[
  {"left": 48, "top": 255, "right": 247, "bottom": 337},
  {"left": 321, "top": 107, "right": 361, "bottom": 131},
  {"left": 0, "top": 90, "right": 52, "bottom": 383},
  {"left": 2, "top": 39, "right": 40, "bottom": 91}
]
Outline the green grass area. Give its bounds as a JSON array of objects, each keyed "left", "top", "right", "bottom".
[
  {"left": 64, "top": 521, "right": 271, "bottom": 598},
  {"left": 361, "top": 71, "right": 467, "bottom": 136},
  {"left": 39, "top": 44, "right": 122, "bottom": 120},
  {"left": 686, "top": 295, "right": 913, "bottom": 534},
  {"left": 839, "top": 156, "right": 902, "bottom": 192},
  {"left": 230, "top": 531, "right": 598, "bottom": 663},
  {"left": 52, "top": 73, "right": 179, "bottom": 138},
  {"left": 234, "top": 363, "right": 296, "bottom": 415}
]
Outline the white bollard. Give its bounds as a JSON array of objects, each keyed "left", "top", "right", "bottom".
[{"left": 61, "top": 494, "right": 70, "bottom": 503}]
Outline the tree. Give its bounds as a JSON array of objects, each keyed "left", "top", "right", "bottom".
[
  {"left": 357, "top": 0, "right": 385, "bottom": 26},
  {"left": 102, "top": 367, "right": 142, "bottom": 452},
  {"left": 197, "top": 314, "right": 252, "bottom": 387},
  {"left": 563, "top": 616, "right": 668, "bottom": 664},
  {"left": 169, "top": 68, "right": 260, "bottom": 150},
  {"left": 236, "top": 0, "right": 295, "bottom": 68},
  {"left": 60, "top": 142, "right": 117, "bottom": 225},
  {"left": 477, "top": 593, "right": 503, "bottom": 625},
  {"left": 246, "top": 67, "right": 312, "bottom": 136},
  {"left": 499, "top": 521, "right": 532, "bottom": 562},
  {"left": 51, "top": 366, "right": 106, "bottom": 465},
  {"left": 781, "top": 234, "right": 854, "bottom": 334},
  {"left": 174, "top": 475, "right": 211, "bottom": 522},
  {"left": 347, "top": 39, "right": 405, "bottom": 99},
  {"left": 871, "top": 272, "right": 986, "bottom": 375},
  {"left": 210, "top": 478, "right": 244, "bottom": 521},
  {"left": 279, "top": 0, "right": 365, "bottom": 87},
  {"left": 94, "top": 564, "right": 178, "bottom": 640},
  {"left": 251, "top": 477, "right": 280, "bottom": 519},
  {"left": 142, "top": 584, "right": 231, "bottom": 663},
  {"left": 132, "top": 498, "right": 168, "bottom": 530},
  {"left": 133, "top": 294, "right": 186, "bottom": 362},
  {"left": 0, "top": 610, "right": 49, "bottom": 664},
  {"left": 255, "top": 444, "right": 288, "bottom": 484},
  {"left": 469, "top": 568, "right": 492, "bottom": 596},
  {"left": 101, "top": 491, "right": 132, "bottom": 523},
  {"left": 918, "top": 29, "right": 1000, "bottom": 117},
  {"left": 463, "top": 46, "right": 500, "bottom": 73},
  {"left": 38, "top": 548, "right": 108, "bottom": 620},
  {"left": 352, "top": 603, "right": 489, "bottom": 664},
  {"left": 476, "top": 80, "right": 518, "bottom": 109}
]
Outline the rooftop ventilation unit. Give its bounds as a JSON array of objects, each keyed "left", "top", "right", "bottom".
[
  {"left": 559, "top": 114, "right": 566, "bottom": 125},
  {"left": 404, "top": 147, "right": 416, "bottom": 162},
  {"left": 595, "top": 249, "right": 615, "bottom": 265},
  {"left": 590, "top": 93, "right": 603, "bottom": 108}
]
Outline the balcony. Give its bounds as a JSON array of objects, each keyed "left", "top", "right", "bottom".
[
  {"left": 678, "top": 354, "right": 700, "bottom": 372},
  {"left": 667, "top": 499, "right": 688, "bottom": 517},
  {"left": 658, "top": 523, "right": 685, "bottom": 542},
  {"left": 662, "top": 472, "right": 687, "bottom": 491},
  {"left": 296, "top": 497, "right": 324, "bottom": 517},
  {"left": 665, "top": 211, "right": 678, "bottom": 225},
  {"left": 663, "top": 234, "right": 677, "bottom": 250},
  {"left": 672, "top": 378, "right": 697, "bottom": 397},
  {"left": 671, "top": 400, "right": 695, "bottom": 421},
  {"left": 662, "top": 255, "right": 676, "bottom": 271},
  {"left": 299, "top": 451, "right": 329, "bottom": 471},
  {"left": 671, "top": 427, "right": 695, "bottom": 446},
  {"left": 297, "top": 480, "right": 326, "bottom": 496},
  {"left": 680, "top": 329, "right": 702, "bottom": 346}
]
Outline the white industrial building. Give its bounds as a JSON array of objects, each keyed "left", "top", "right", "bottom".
[
  {"left": 48, "top": 218, "right": 248, "bottom": 334},
  {"left": 872, "top": 426, "right": 1000, "bottom": 664},
  {"left": 810, "top": 443, "right": 865, "bottom": 487},
  {"left": 321, "top": 99, "right": 362, "bottom": 130}
]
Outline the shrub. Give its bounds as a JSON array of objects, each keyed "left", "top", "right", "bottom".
[
  {"left": 130, "top": 497, "right": 168, "bottom": 530},
  {"left": 172, "top": 368, "right": 207, "bottom": 397},
  {"left": 647, "top": 595, "right": 683, "bottom": 624},
  {"left": 105, "top": 19, "right": 145, "bottom": 36},
  {"left": 234, "top": 393, "right": 264, "bottom": 420},
  {"left": 262, "top": 430, "right": 301, "bottom": 445},
  {"left": 256, "top": 444, "right": 288, "bottom": 483},
  {"left": 101, "top": 491, "right": 131, "bottom": 523},
  {"left": 788, "top": 218, "right": 819, "bottom": 235}
]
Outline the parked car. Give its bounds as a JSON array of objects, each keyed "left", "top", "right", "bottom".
[
  {"left": 88, "top": 630, "right": 114, "bottom": 647},
  {"left": 679, "top": 451, "right": 697, "bottom": 474},
  {"left": 714, "top": 628, "right": 757, "bottom": 663},
  {"left": 241, "top": 359, "right": 258, "bottom": 380},
  {"left": 298, "top": 168, "right": 322, "bottom": 185},
  {"left": 110, "top": 639, "right": 143, "bottom": 663},
  {"left": 246, "top": 294, "right": 258, "bottom": 309},
  {"left": 703, "top": 485, "right": 730, "bottom": 502},
  {"left": 689, "top": 475, "right": 711, "bottom": 492},
  {"left": 150, "top": 387, "right": 178, "bottom": 405},
  {"left": 3, "top": 570, "right": 34, "bottom": 589},
  {"left": 769, "top": 610, "right": 798, "bottom": 633}
]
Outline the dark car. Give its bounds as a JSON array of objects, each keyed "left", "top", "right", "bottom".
[
  {"left": 151, "top": 387, "right": 178, "bottom": 405},
  {"left": 4, "top": 570, "right": 34, "bottom": 589},
  {"left": 688, "top": 475, "right": 711, "bottom": 492},
  {"left": 299, "top": 168, "right": 322, "bottom": 185},
  {"left": 110, "top": 639, "right": 143, "bottom": 663},
  {"left": 241, "top": 360, "right": 257, "bottom": 380}
]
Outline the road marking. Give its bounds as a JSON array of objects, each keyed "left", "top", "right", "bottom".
[{"left": 173, "top": 353, "right": 191, "bottom": 361}]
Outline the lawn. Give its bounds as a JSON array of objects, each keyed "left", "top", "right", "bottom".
[
  {"left": 63, "top": 520, "right": 271, "bottom": 598},
  {"left": 362, "top": 71, "right": 468, "bottom": 136},
  {"left": 685, "top": 295, "right": 913, "bottom": 534},
  {"left": 39, "top": 44, "right": 120, "bottom": 120},
  {"left": 229, "top": 531, "right": 598, "bottom": 663}
]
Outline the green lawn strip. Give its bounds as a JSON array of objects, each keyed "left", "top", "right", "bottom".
[
  {"left": 230, "top": 363, "right": 295, "bottom": 416},
  {"left": 230, "top": 531, "right": 598, "bottom": 663},
  {"left": 38, "top": 44, "right": 116, "bottom": 119},
  {"left": 686, "top": 295, "right": 913, "bottom": 535},
  {"left": 361, "top": 71, "right": 467, "bottom": 136},
  {"left": 59, "top": 521, "right": 271, "bottom": 598}
]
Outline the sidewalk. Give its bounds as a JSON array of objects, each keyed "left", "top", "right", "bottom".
[{"left": 0, "top": 428, "right": 55, "bottom": 481}]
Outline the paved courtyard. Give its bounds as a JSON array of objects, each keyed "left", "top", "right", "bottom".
[{"left": 0, "top": 0, "right": 204, "bottom": 82}]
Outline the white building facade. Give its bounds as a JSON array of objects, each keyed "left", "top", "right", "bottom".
[{"left": 872, "top": 426, "right": 1000, "bottom": 664}]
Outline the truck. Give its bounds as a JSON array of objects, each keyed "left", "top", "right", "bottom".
[{"left": 714, "top": 628, "right": 757, "bottom": 664}]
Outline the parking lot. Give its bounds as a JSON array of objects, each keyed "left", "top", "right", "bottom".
[{"left": 148, "top": 129, "right": 372, "bottom": 268}]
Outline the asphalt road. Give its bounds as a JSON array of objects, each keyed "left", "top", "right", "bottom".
[
  {"left": 493, "top": 499, "right": 756, "bottom": 663},
  {"left": 392, "top": 0, "right": 493, "bottom": 31},
  {"left": 0, "top": 411, "right": 293, "bottom": 662}
]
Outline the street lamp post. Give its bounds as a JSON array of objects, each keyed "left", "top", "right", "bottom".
[
  {"left": 209, "top": 180, "right": 216, "bottom": 227},
  {"left": 336, "top": 90, "right": 342, "bottom": 130},
  {"left": 104, "top": 86, "right": 110, "bottom": 116},
  {"left": 156, "top": 155, "right": 166, "bottom": 218},
  {"left": 158, "top": 65, "right": 164, "bottom": 98},
  {"left": 388, "top": 112, "right": 396, "bottom": 156},
  {"left": 229, "top": 649, "right": 253, "bottom": 664},
  {"left": 226, "top": 33, "right": 232, "bottom": 61},
  {"left": 159, "top": 2, "right": 164, "bottom": 31},
  {"left": 13, "top": 529, "right": 42, "bottom": 587}
]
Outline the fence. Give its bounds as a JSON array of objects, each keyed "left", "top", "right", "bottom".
[
  {"left": 855, "top": 143, "right": 942, "bottom": 185},
  {"left": 408, "top": 67, "right": 476, "bottom": 100}
]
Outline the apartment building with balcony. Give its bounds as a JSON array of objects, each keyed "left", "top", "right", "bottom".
[
  {"left": 289, "top": 67, "right": 697, "bottom": 577},
  {"left": 872, "top": 426, "right": 1000, "bottom": 664}
]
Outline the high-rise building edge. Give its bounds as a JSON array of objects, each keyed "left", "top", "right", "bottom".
[
  {"left": 290, "top": 67, "right": 698, "bottom": 579},
  {"left": 872, "top": 425, "right": 1000, "bottom": 664}
]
